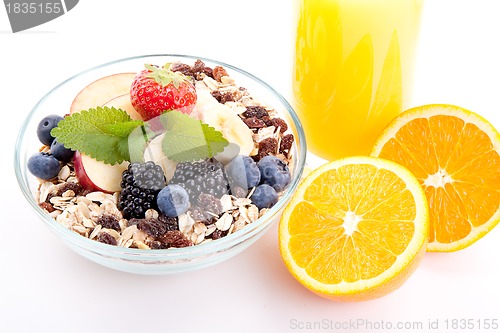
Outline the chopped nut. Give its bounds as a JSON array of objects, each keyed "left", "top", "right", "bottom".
[
  {"left": 220, "top": 76, "right": 234, "bottom": 85},
  {"left": 253, "top": 126, "right": 276, "bottom": 143}
]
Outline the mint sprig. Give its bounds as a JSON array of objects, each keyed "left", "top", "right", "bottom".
[
  {"left": 51, "top": 108, "right": 229, "bottom": 165},
  {"left": 51, "top": 107, "right": 145, "bottom": 165},
  {"left": 160, "top": 111, "right": 228, "bottom": 162}
]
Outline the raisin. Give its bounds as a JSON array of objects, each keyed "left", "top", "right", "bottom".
[
  {"left": 211, "top": 91, "right": 234, "bottom": 104},
  {"left": 261, "top": 116, "right": 274, "bottom": 127},
  {"left": 97, "top": 214, "right": 121, "bottom": 231},
  {"left": 59, "top": 182, "right": 83, "bottom": 195},
  {"left": 192, "top": 59, "right": 205, "bottom": 72},
  {"left": 258, "top": 137, "right": 278, "bottom": 160},
  {"left": 192, "top": 59, "right": 213, "bottom": 77},
  {"left": 146, "top": 240, "right": 167, "bottom": 249},
  {"left": 243, "top": 117, "right": 267, "bottom": 129},
  {"left": 158, "top": 214, "right": 179, "bottom": 232},
  {"left": 211, "top": 229, "right": 228, "bottom": 240},
  {"left": 158, "top": 230, "right": 192, "bottom": 248},
  {"left": 170, "top": 63, "right": 193, "bottom": 77},
  {"left": 137, "top": 218, "right": 168, "bottom": 238},
  {"left": 97, "top": 232, "right": 117, "bottom": 246},
  {"left": 47, "top": 182, "right": 84, "bottom": 202},
  {"left": 39, "top": 202, "right": 55, "bottom": 213},
  {"left": 212, "top": 66, "right": 228, "bottom": 82},
  {"left": 127, "top": 218, "right": 141, "bottom": 227},
  {"left": 279, "top": 134, "right": 295, "bottom": 154},
  {"left": 242, "top": 106, "right": 269, "bottom": 119},
  {"left": 271, "top": 118, "right": 288, "bottom": 133}
]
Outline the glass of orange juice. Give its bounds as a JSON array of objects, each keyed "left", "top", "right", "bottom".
[{"left": 293, "top": 0, "right": 424, "bottom": 162}]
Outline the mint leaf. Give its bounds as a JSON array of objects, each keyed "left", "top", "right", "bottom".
[
  {"left": 105, "top": 120, "right": 144, "bottom": 137},
  {"left": 160, "top": 111, "right": 228, "bottom": 162},
  {"left": 128, "top": 124, "right": 156, "bottom": 163},
  {"left": 51, "top": 107, "right": 145, "bottom": 165}
]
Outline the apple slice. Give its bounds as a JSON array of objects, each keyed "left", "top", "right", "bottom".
[
  {"left": 70, "top": 73, "right": 136, "bottom": 114},
  {"left": 73, "top": 151, "right": 128, "bottom": 193},
  {"left": 102, "top": 93, "right": 142, "bottom": 120}
]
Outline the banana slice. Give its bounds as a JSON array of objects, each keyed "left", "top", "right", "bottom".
[
  {"left": 194, "top": 90, "right": 254, "bottom": 163},
  {"left": 143, "top": 133, "right": 177, "bottom": 181}
]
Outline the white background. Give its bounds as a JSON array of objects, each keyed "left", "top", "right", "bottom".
[{"left": 2, "top": 1, "right": 500, "bottom": 332}]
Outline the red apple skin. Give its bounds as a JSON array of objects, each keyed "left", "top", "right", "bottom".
[
  {"left": 73, "top": 151, "right": 110, "bottom": 193},
  {"left": 73, "top": 151, "right": 129, "bottom": 193},
  {"left": 70, "top": 73, "right": 136, "bottom": 115}
]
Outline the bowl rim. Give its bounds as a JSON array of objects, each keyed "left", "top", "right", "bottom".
[{"left": 14, "top": 53, "right": 306, "bottom": 260}]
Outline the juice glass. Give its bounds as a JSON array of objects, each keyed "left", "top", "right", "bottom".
[{"left": 293, "top": 0, "right": 424, "bottom": 161}]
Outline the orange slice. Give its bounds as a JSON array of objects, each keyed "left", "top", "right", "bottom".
[
  {"left": 278, "top": 157, "right": 429, "bottom": 301},
  {"left": 371, "top": 104, "right": 500, "bottom": 252}
]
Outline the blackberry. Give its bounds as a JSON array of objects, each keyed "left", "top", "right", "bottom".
[
  {"left": 118, "top": 162, "right": 166, "bottom": 219},
  {"left": 189, "top": 193, "right": 223, "bottom": 224},
  {"left": 169, "top": 159, "right": 229, "bottom": 204}
]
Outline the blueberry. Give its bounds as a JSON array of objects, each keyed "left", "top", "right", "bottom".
[
  {"left": 257, "top": 155, "right": 291, "bottom": 192},
  {"left": 27, "top": 152, "right": 61, "bottom": 180},
  {"left": 157, "top": 184, "right": 190, "bottom": 217},
  {"left": 251, "top": 184, "right": 278, "bottom": 209},
  {"left": 50, "top": 139, "right": 74, "bottom": 162},
  {"left": 37, "top": 115, "right": 63, "bottom": 146},
  {"left": 226, "top": 155, "right": 261, "bottom": 190}
]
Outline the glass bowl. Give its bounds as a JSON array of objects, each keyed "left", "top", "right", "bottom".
[{"left": 14, "top": 54, "right": 306, "bottom": 275}]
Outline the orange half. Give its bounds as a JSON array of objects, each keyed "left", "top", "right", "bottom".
[
  {"left": 372, "top": 104, "right": 500, "bottom": 252},
  {"left": 279, "top": 157, "right": 429, "bottom": 301}
]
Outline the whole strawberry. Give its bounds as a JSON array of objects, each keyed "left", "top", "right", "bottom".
[{"left": 130, "top": 64, "right": 197, "bottom": 121}]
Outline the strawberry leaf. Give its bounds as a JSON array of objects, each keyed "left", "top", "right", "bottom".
[{"left": 144, "top": 63, "right": 188, "bottom": 89}]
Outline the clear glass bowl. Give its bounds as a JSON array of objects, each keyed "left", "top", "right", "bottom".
[{"left": 14, "top": 54, "right": 306, "bottom": 275}]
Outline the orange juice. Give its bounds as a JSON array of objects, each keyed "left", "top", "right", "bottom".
[{"left": 293, "top": 0, "right": 423, "bottom": 160}]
